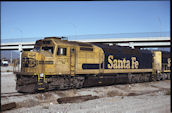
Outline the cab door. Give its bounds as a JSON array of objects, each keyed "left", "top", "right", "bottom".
[
  {"left": 55, "top": 46, "right": 70, "bottom": 75},
  {"left": 70, "top": 47, "right": 76, "bottom": 76}
]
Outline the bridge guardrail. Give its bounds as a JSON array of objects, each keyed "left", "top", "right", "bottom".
[{"left": 1, "top": 32, "right": 170, "bottom": 43}]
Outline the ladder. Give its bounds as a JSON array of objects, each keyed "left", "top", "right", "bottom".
[
  {"left": 70, "top": 48, "right": 76, "bottom": 76},
  {"left": 37, "top": 74, "right": 46, "bottom": 91}
]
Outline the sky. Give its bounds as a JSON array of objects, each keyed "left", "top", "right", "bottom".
[{"left": 1, "top": 1, "right": 170, "bottom": 41}]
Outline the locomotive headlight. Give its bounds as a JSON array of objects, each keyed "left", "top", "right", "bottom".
[{"left": 40, "top": 73, "right": 44, "bottom": 77}]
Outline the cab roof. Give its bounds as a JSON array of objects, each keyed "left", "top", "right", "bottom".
[{"left": 36, "top": 37, "right": 93, "bottom": 48}]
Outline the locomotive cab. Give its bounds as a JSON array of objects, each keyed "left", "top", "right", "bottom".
[{"left": 17, "top": 37, "right": 69, "bottom": 92}]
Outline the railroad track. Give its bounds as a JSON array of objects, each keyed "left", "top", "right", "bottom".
[{"left": 1, "top": 92, "right": 29, "bottom": 98}]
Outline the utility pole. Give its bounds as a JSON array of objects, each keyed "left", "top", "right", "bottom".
[{"left": 16, "top": 28, "right": 23, "bottom": 71}]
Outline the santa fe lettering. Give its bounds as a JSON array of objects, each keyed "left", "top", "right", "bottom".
[{"left": 107, "top": 55, "right": 139, "bottom": 69}]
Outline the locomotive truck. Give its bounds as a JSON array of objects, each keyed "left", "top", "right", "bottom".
[{"left": 16, "top": 37, "right": 171, "bottom": 93}]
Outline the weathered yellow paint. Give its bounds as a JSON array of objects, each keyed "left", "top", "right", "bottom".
[
  {"left": 152, "top": 51, "right": 162, "bottom": 74},
  {"left": 21, "top": 37, "right": 104, "bottom": 76},
  {"left": 162, "top": 70, "right": 171, "bottom": 72},
  {"left": 38, "top": 88, "right": 45, "bottom": 90}
]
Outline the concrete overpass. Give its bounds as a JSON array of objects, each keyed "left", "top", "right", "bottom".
[
  {"left": 0, "top": 36, "right": 170, "bottom": 51},
  {"left": 75, "top": 36, "right": 170, "bottom": 48}
]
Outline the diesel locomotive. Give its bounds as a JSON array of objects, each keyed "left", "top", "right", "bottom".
[{"left": 16, "top": 37, "right": 171, "bottom": 93}]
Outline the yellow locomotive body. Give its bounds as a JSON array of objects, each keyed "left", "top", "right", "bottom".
[
  {"left": 21, "top": 37, "right": 104, "bottom": 75},
  {"left": 16, "top": 37, "right": 171, "bottom": 93}
]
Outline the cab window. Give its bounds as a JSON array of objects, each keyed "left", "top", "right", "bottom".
[
  {"left": 34, "top": 46, "right": 40, "bottom": 52},
  {"left": 42, "top": 46, "right": 54, "bottom": 54},
  {"left": 57, "top": 47, "right": 67, "bottom": 56}
]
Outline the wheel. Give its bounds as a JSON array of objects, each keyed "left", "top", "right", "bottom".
[{"left": 156, "top": 74, "right": 161, "bottom": 81}]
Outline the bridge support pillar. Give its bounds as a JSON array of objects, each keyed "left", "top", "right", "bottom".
[
  {"left": 18, "top": 44, "right": 22, "bottom": 72},
  {"left": 129, "top": 42, "right": 134, "bottom": 49}
]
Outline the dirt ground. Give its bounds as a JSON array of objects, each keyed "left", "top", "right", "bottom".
[{"left": 1, "top": 66, "right": 171, "bottom": 113}]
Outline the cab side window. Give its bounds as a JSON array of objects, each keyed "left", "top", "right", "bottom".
[{"left": 57, "top": 47, "right": 67, "bottom": 56}]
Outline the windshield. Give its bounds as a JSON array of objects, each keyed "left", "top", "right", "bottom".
[
  {"left": 42, "top": 46, "right": 54, "bottom": 54},
  {"left": 34, "top": 47, "right": 40, "bottom": 52}
]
